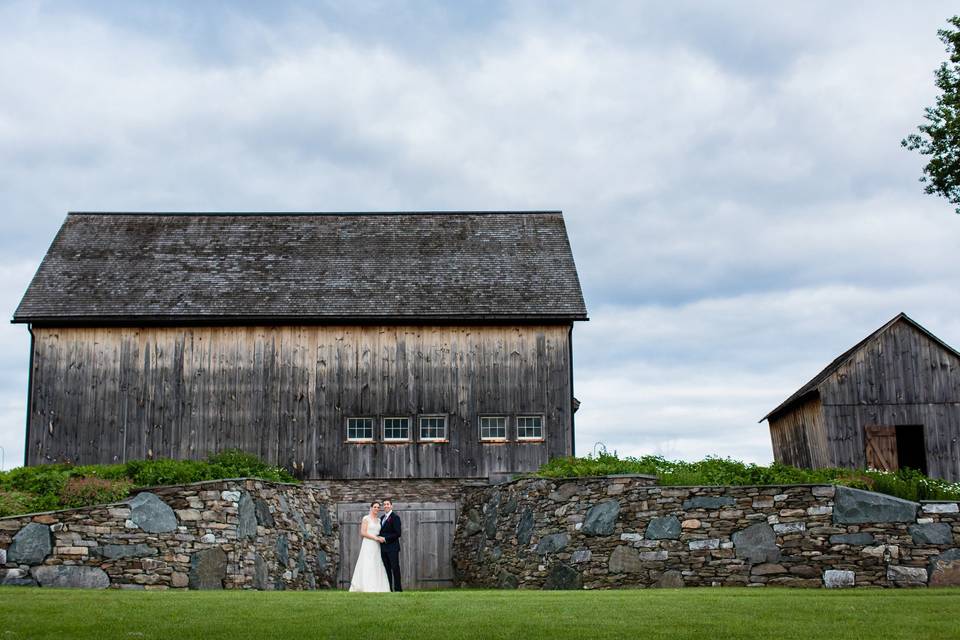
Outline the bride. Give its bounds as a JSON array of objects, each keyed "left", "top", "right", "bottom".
[{"left": 348, "top": 501, "right": 391, "bottom": 592}]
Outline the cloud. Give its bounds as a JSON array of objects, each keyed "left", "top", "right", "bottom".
[{"left": 1, "top": 2, "right": 959, "bottom": 469}]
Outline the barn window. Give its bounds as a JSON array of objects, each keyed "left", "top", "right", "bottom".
[
  {"left": 479, "top": 416, "right": 507, "bottom": 441},
  {"left": 347, "top": 418, "right": 374, "bottom": 442},
  {"left": 516, "top": 415, "right": 544, "bottom": 440},
  {"left": 419, "top": 416, "right": 448, "bottom": 442},
  {"left": 383, "top": 417, "right": 411, "bottom": 442}
]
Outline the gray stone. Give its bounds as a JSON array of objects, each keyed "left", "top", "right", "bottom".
[
  {"left": 0, "top": 548, "right": 5, "bottom": 564},
  {"left": 316, "top": 550, "right": 328, "bottom": 573},
  {"left": 548, "top": 483, "right": 579, "bottom": 502},
  {"left": 464, "top": 509, "right": 483, "bottom": 536},
  {"left": 655, "top": 570, "right": 684, "bottom": 588},
  {"left": 688, "top": 539, "right": 720, "bottom": 551},
  {"left": 31, "top": 565, "right": 110, "bottom": 589},
  {"left": 773, "top": 522, "right": 805, "bottom": 534},
  {"left": 276, "top": 534, "right": 290, "bottom": 566},
  {"left": 484, "top": 493, "right": 500, "bottom": 539},
  {"left": 497, "top": 571, "right": 518, "bottom": 589},
  {"left": 571, "top": 549, "right": 592, "bottom": 563},
  {"left": 499, "top": 495, "right": 518, "bottom": 516},
  {"left": 95, "top": 543, "right": 157, "bottom": 560},
  {"left": 297, "top": 547, "right": 307, "bottom": 572},
  {"left": 645, "top": 516, "right": 681, "bottom": 540},
  {"left": 823, "top": 569, "right": 855, "bottom": 588},
  {"left": 254, "top": 497, "right": 275, "bottom": 527},
  {"left": 829, "top": 532, "right": 875, "bottom": 545},
  {"left": 582, "top": 500, "right": 620, "bottom": 536},
  {"left": 489, "top": 546, "right": 503, "bottom": 561},
  {"left": 127, "top": 492, "right": 178, "bottom": 534},
  {"left": 909, "top": 523, "right": 953, "bottom": 545},
  {"left": 640, "top": 550, "right": 668, "bottom": 561},
  {"left": 682, "top": 496, "right": 736, "bottom": 510},
  {"left": 253, "top": 553, "right": 269, "bottom": 590},
  {"left": 200, "top": 533, "right": 216, "bottom": 544},
  {"left": 516, "top": 508, "right": 534, "bottom": 545},
  {"left": 833, "top": 486, "right": 918, "bottom": 524},
  {"left": 751, "top": 563, "right": 786, "bottom": 576},
  {"left": 620, "top": 533, "right": 642, "bottom": 542},
  {"left": 2, "top": 568, "right": 37, "bottom": 587},
  {"left": 922, "top": 502, "right": 959, "bottom": 514},
  {"left": 220, "top": 490, "right": 241, "bottom": 502},
  {"left": 928, "top": 548, "right": 960, "bottom": 587},
  {"left": 237, "top": 492, "right": 257, "bottom": 539},
  {"left": 7, "top": 522, "right": 52, "bottom": 565},
  {"left": 543, "top": 563, "right": 581, "bottom": 590},
  {"left": 188, "top": 547, "right": 227, "bottom": 590},
  {"left": 537, "top": 533, "right": 569, "bottom": 555},
  {"left": 317, "top": 504, "right": 332, "bottom": 535},
  {"left": 887, "top": 565, "right": 928, "bottom": 585},
  {"left": 732, "top": 523, "right": 780, "bottom": 564},
  {"left": 608, "top": 545, "right": 642, "bottom": 573}
]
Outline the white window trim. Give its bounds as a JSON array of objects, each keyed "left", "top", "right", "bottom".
[
  {"left": 479, "top": 415, "right": 509, "bottom": 442},
  {"left": 346, "top": 417, "right": 375, "bottom": 443},
  {"left": 382, "top": 416, "right": 412, "bottom": 442},
  {"left": 418, "top": 414, "right": 449, "bottom": 442},
  {"left": 516, "top": 415, "right": 545, "bottom": 441}
]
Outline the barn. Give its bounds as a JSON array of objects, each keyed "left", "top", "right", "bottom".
[
  {"left": 13, "top": 211, "right": 588, "bottom": 483},
  {"left": 762, "top": 313, "right": 960, "bottom": 482}
]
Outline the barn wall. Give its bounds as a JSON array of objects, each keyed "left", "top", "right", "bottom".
[
  {"left": 817, "top": 321, "right": 960, "bottom": 482},
  {"left": 768, "top": 395, "right": 830, "bottom": 468},
  {"left": 26, "top": 324, "right": 573, "bottom": 479}
]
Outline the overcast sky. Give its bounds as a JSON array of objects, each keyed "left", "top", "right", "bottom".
[{"left": 2, "top": 1, "right": 959, "bottom": 469}]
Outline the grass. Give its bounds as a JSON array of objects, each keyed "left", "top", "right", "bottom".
[{"left": 0, "top": 588, "right": 958, "bottom": 640}]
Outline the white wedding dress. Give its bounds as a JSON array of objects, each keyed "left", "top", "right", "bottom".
[{"left": 349, "top": 515, "right": 391, "bottom": 592}]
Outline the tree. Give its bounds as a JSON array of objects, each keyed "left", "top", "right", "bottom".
[{"left": 903, "top": 17, "right": 960, "bottom": 214}]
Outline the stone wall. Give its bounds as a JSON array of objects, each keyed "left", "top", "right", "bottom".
[
  {"left": 453, "top": 477, "right": 960, "bottom": 589},
  {"left": 0, "top": 479, "right": 337, "bottom": 590},
  {"left": 308, "top": 478, "right": 489, "bottom": 504}
]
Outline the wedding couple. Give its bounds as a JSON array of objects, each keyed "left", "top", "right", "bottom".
[{"left": 348, "top": 499, "right": 403, "bottom": 592}]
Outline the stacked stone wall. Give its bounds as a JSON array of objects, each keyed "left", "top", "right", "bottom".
[
  {"left": 453, "top": 477, "right": 960, "bottom": 589},
  {"left": 0, "top": 479, "right": 337, "bottom": 590},
  {"left": 307, "top": 478, "right": 488, "bottom": 504}
]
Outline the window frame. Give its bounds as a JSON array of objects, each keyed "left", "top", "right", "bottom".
[
  {"left": 346, "top": 417, "right": 375, "bottom": 443},
  {"left": 382, "top": 416, "right": 412, "bottom": 443},
  {"left": 418, "top": 414, "right": 449, "bottom": 443},
  {"left": 478, "top": 415, "right": 509, "bottom": 442},
  {"left": 516, "top": 415, "right": 545, "bottom": 442}
]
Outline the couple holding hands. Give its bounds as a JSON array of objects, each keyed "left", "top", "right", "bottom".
[{"left": 348, "top": 499, "right": 403, "bottom": 592}]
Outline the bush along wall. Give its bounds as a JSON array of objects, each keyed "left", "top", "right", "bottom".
[
  {"left": 0, "top": 479, "right": 336, "bottom": 590},
  {"left": 453, "top": 476, "right": 960, "bottom": 589}
]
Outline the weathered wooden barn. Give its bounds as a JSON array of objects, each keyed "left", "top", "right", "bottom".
[
  {"left": 763, "top": 313, "right": 960, "bottom": 481},
  {"left": 14, "top": 211, "right": 588, "bottom": 481}
]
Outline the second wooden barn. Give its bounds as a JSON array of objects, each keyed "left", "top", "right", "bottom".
[{"left": 762, "top": 313, "right": 960, "bottom": 482}]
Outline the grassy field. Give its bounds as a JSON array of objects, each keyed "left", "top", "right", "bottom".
[{"left": 1, "top": 588, "right": 959, "bottom": 640}]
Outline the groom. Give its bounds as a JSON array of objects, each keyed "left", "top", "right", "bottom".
[{"left": 379, "top": 499, "right": 402, "bottom": 592}]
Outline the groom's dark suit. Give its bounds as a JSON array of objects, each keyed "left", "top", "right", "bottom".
[{"left": 379, "top": 511, "right": 402, "bottom": 592}]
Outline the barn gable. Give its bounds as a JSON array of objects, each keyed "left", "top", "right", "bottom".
[{"left": 14, "top": 211, "right": 587, "bottom": 324}]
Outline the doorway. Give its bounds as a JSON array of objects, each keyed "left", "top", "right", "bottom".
[
  {"left": 337, "top": 501, "right": 457, "bottom": 590},
  {"left": 864, "top": 425, "right": 927, "bottom": 474}
]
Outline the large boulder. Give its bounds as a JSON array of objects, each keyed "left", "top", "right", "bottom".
[
  {"left": 516, "top": 508, "right": 535, "bottom": 545},
  {"left": 732, "top": 523, "right": 780, "bottom": 564},
  {"left": 909, "top": 523, "right": 953, "bottom": 546},
  {"left": 645, "top": 516, "right": 681, "bottom": 541},
  {"left": 833, "top": 486, "right": 918, "bottom": 524},
  {"left": 7, "top": 523, "right": 52, "bottom": 565},
  {"left": 608, "top": 545, "right": 642, "bottom": 573},
  {"left": 543, "top": 563, "right": 581, "bottom": 590},
  {"left": 31, "top": 565, "right": 110, "bottom": 589},
  {"left": 188, "top": 547, "right": 227, "bottom": 590},
  {"left": 654, "top": 570, "right": 684, "bottom": 588},
  {"left": 536, "top": 533, "right": 569, "bottom": 556},
  {"left": 254, "top": 497, "right": 275, "bottom": 528},
  {"left": 128, "top": 492, "right": 178, "bottom": 533},
  {"left": 928, "top": 548, "right": 960, "bottom": 587},
  {"left": 276, "top": 534, "right": 289, "bottom": 566},
  {"left": 253, "top": 553, "right": 270, "bottom": 590},
  {"left": 237, "top": 492, "right": 258, "bottom": 540},
  {"left": 582, "top": 500, "right": 620, "bottom": 536},
  {"left": 887, "top": 565, "right": 928, "bottom": 586}
]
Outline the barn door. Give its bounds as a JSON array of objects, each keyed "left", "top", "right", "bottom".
[
  {"left": 864, "top": 425, "right": 898, "bottom": 471},
  {"left": 337, "top": 501, "right": 457, "bottom": 590}
]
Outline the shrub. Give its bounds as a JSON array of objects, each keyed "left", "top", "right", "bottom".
[{"left": 59, "top": 477, "right": 134, "bottom": 509}]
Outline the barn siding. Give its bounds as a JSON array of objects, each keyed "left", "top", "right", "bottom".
[
  {"left": 815, "top": 321, "right": 960, "bottom": 481},
  {"left": 27, "top": 324, "right": 573, "bottom": 479},
  {"left": 767, "top": 396, "right": 829, "bottom": 469}
]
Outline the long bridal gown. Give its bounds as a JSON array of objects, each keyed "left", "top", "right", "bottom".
[{"left": 348, "top": 515, "right": 391, "bottom": 592}]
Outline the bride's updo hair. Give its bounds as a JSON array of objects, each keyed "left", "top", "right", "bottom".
[{"left": 370, "top": 501, "right": 380, "bottom": 509}]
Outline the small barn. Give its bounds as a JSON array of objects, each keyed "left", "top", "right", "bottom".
[
  {"left": 14, "top": 211, "right": 588, "bottom": 481},
  {"left": 762, "top": 313, "right": 960, "bottom": 481}
]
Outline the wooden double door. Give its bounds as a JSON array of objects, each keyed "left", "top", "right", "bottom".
[{"left": 337, "top": 502, "right": 457, "bottom": 590}]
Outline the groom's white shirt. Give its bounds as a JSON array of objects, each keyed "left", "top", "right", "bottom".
[{"left": 381, "top": 510, "right": 392, "bottom": 523}]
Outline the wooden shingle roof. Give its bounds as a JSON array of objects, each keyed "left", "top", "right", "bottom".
[
  {"left": 14, "top": 211, "right": 588, "bottom": 324},
  {"left": 760, "top": 313, "right": 960, "bottom": 422}
]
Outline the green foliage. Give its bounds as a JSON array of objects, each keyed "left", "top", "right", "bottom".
[
  {"left": 535, "top": 453, "right": 960, "bottom": 502},
  {"left": 903, "top": 16, "right": 960, "bottom": 213},
  {"left": 0, "top": 450, "right": 296, "bottom": 516}
]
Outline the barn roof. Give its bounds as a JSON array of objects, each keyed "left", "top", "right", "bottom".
[
  {"left": 13, "top": 211, "right": 588, "bottom": 324},
  {"left": 761, "top": 312, "right": 960, "bottom": 423}
]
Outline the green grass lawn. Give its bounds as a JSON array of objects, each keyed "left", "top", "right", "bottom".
[{"left": 1, "top": 587, "right": 959, "bottom": 640}]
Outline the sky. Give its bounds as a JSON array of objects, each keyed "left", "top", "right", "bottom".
[{"left": 1, "top": 1, "right": 959, "bottom": 469}]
